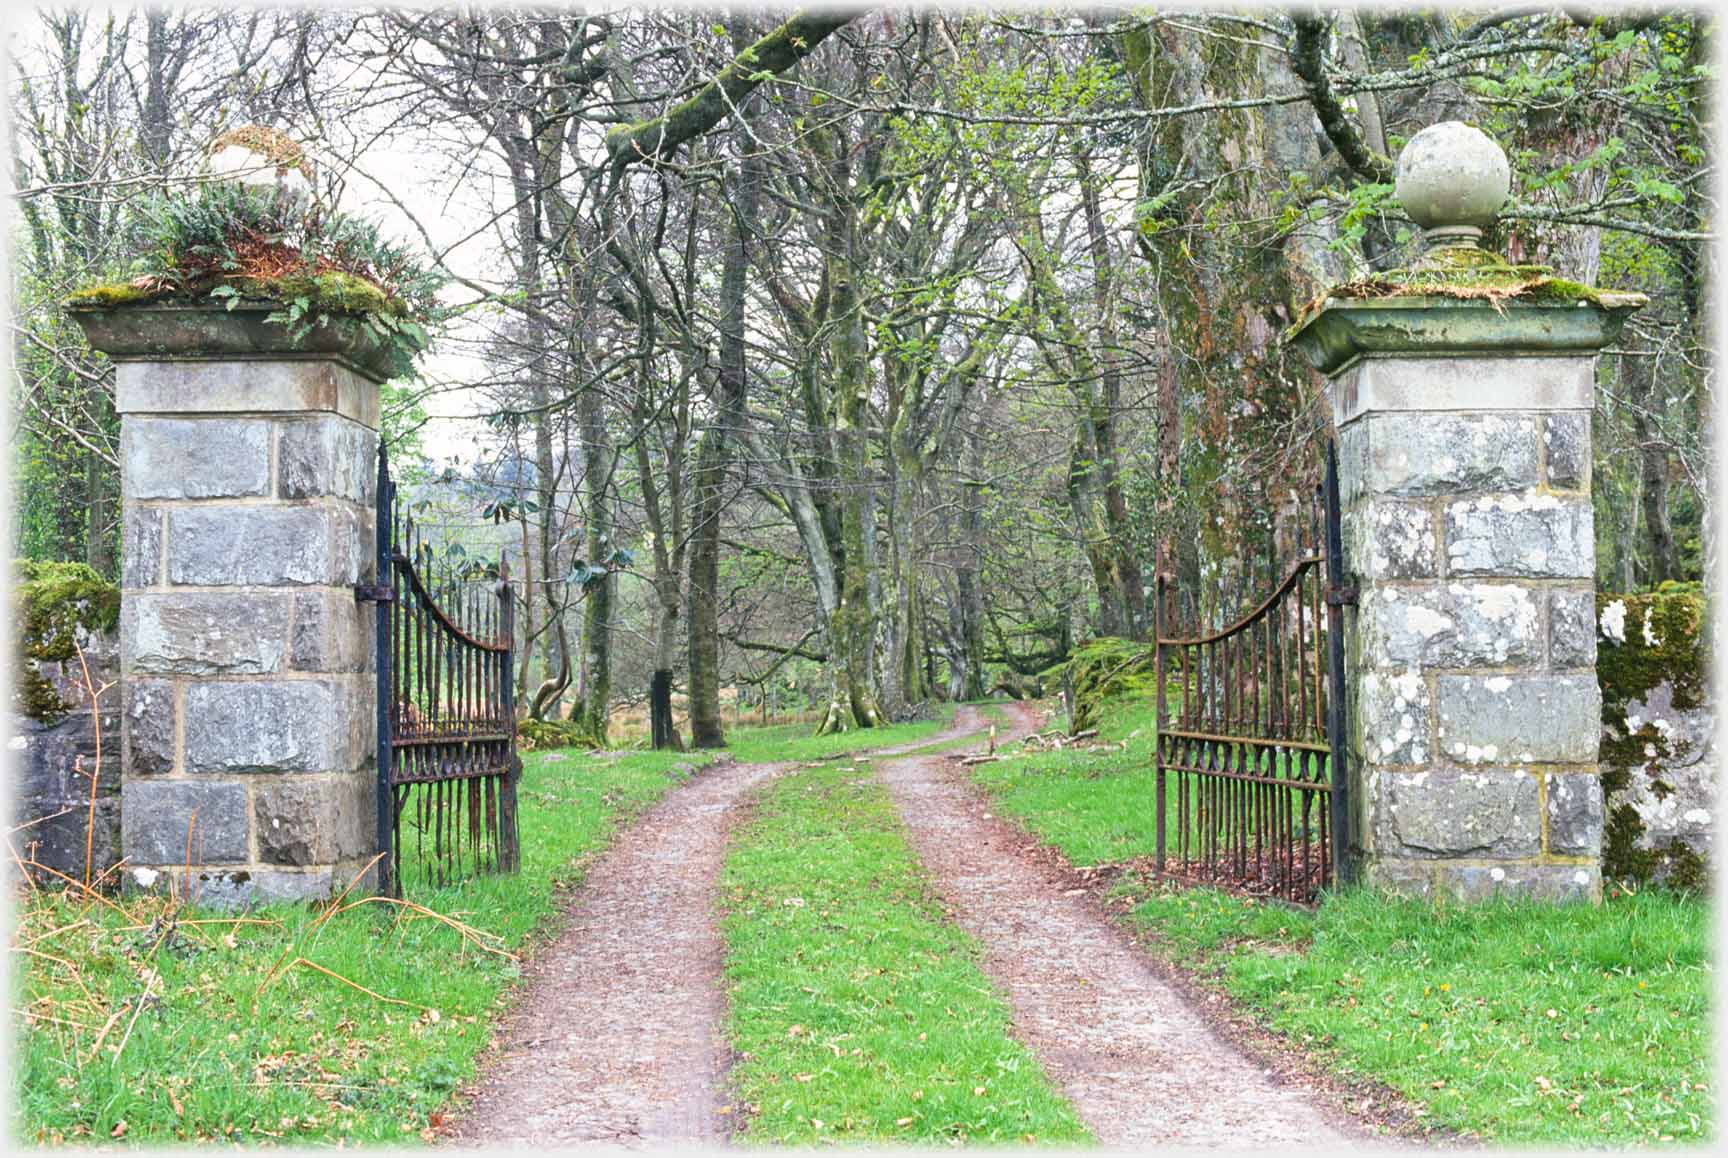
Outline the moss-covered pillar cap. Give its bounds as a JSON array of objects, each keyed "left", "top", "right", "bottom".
[
  {"left": 1284, "top": 121, "right": 1645, "bottom": 377},
  {"left": 67, "top": 300, "right": 396, "bottom": 385}
]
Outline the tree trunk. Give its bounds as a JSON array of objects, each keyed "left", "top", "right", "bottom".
[
  {"left": 686, "top": 422, "right": 726, "bottom": 747},
  {"left": 822, "top": 229, "right": 885, "bottom": 732},
  {"left": 83, "top": 453, "right": 115, "bottom": 579},
  {"left": 1625, "top": 347, "right": 1678, "bottom": 585},
  {"left": 686, "top": 52, "right": 762, "bottom": 747},
  {"left": 570, "top": 385, "right": 614, "bottom": 747}
]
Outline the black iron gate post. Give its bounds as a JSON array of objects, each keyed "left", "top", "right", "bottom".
[
  {"left": 372, "top": 444, "right": 397, "bottom": 894},
  {"left": 1153, "top": 572, "right": 1168, "bottom": 878},
  {"left": 1322, "top": 441, "right": 1355, "bottom": 887},
  {"left": 498, "top": 556, "right": 520, "bottom": 872}
]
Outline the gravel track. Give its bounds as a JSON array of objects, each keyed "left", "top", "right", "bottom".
[{"left": 876, "top": 703, "right": 1361, "bottom": 1149}]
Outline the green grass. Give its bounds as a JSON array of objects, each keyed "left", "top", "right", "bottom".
[
  {"left": 1119, "top": 883, "right": 1713, "bottom": 1145},
  {"left": 967, "top": 694, "right": 1716, "bottom": 1146},
  {"left": 727, "top": 703, "right": 958, "bottom": 765},
  {"left": 11, "top": 746, "right": 711, "bottom": 1146},
  {"left": 719, "top": 760, "right": 1090, "bottom": 1146},
  {"left": 970, "top": 700, "right": 1163, "bottom": 866}
]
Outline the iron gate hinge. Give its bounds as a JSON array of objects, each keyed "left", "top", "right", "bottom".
[
  {"left": 354, "top": 583, "right": 395, "bottom": 604},
  {"left": 1326, "top": 584, "right": 1359, "bottom": 607}
]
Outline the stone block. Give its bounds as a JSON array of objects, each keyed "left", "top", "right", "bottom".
[
  {"left": 278, "top": 416, "right": 376, "bottom": 502},
  {"left": 1335, "top": 420, "right": 1370, "bottom": 506},
  {"left": 9, "top": 724, "right": 64, "bottom": 803},
  {"left": 12, "top": 651, "right": 116, "bottom": 797},
  {"left": 1363, "top": 857, "right": 1434, "bottom": 898},
  {"left": 1547, "top": 773, "right": 1603, "bottom": 857},
  {"left": 1349, "top": 499, "right": 1439, "bottom": 581},
  {"left": 122, "top": 417, "right": 270, "bottom": 499},
  {"left": 1355, "top": 668, "right": 1430, "bottom": 765},
  {"left": 183, "top": 680, "right": 356, "bottom": 774},
  {"left": 1444, "top": 493, "right": 1593, "bottom": 578},
  {"left": 121, "top": 505, "right": 164, "bottom": 589},
  {"left": 20, "top": 797, "right": 121, "bottom": 881},
  {"left": 1549, "top": 588, "right": 1597, "bottom": 669},
  {"left": 255, "top": 776, "right": 376, "bottom": 866},
  {"left": 167, "top": 506, "right": 342, "bottom": 587},
  {"left": 122, "top": 679, "right": 175, "bottom": 776},
  {"left": 1543, "top": 412, "right": 1591, "bottom": 490},
  {"left": 330, "top": 505, "right": 369, "bottom": 587},
  {"left": 1436, "top": 863, "right": 1599, "bottom": 903},
  {"left": 116, "top": 359, "right": 381, "bottom": 428},
  {"left": 1359, "top": 582, "right": 1539, "bottom": 667},
  {"left": 1436, "top": 674, "right": 1599, "bottom": 764},
  {"left": 1356, "top": 413, "right": 1538, "bottom": 497},
  {"left": 177, "top": 867, "right": 353, "bottom": 907},
  {"left": 1373, "top": 768, "right": 1541, "bottom": 858},
  {"left": 290, "top": 589, "right": 372, "bottom": 672},
  {"left": 1333, "top": 355, "right": 1596, "bottom": 425},
  {"left": 123, "top": 779, "right": 249, "bottom": 865},
  {"left": 123, "top": 591, "right": 289, "bottom": 675}
]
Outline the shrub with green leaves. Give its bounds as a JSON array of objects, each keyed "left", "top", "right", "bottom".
[{"left": 67, "top": 182, "right": 444, "bottom": 380}]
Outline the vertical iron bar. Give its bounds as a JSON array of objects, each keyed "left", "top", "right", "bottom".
[
  {"left": 1324, "top": 438, "right": 1353, "bottom": 888},
  {"left": 374, "top": 445, "right": 395, "bottom": 897},
  {"left": 1154, "top": 574, "right": 1168, "bottom": 877}
]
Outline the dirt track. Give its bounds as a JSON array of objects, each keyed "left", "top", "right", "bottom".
[
  {"left": 448, "top": 704, "right": 1361, "bottom": 1150},
  {"left": 876, "top": 703, "right": 1359, "bottom": 1148},
  {"left": 445, "top": 757, "right": 781, "bottom": 1147}
]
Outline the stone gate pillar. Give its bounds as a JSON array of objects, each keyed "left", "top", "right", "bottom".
[
  {"left": 71, "top": 302, "right": 385, "bottom": 905},
  {"left": 1287, "top": 123, "right": 1645, "bottom": 902}
]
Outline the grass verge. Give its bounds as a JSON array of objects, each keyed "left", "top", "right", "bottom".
[
  {"left": 727, "top": 703, "right": 958, "bottom": 765},
  {"left": 11, "top": 747, "right": 710, "bottom": 1146},
  {"left": 719, "top": 759, "right": 1089, "bottom": 1145},
  {"left": 966, "top": 696, "right": 1714, "bottom": 1146}
]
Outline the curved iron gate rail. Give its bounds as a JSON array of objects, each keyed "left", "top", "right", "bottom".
[
  {"left": 371, "top": 446, "right": 519, "bottom": 896},
  {"left": 1153, "top": 441, "right": 1352, "bottom": 904}
]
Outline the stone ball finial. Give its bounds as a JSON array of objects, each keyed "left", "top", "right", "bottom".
[
  {"left": 1394, "top": 121, "right": 1510, "bottom": 247},
  {"left": 204, "top": 125, "right": 313, "bottom": 199}
]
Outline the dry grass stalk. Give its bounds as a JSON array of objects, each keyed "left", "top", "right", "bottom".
[
  {"left": 15, "top": 856, "right": 128, "bottom": 916},
  {"left": 25, "top": 918, "right": 90, "bottom": 947},
  {"left": 325, "top": 895, "right": 515, "bottom": 960},
  {"left": 70, "top": 640, "right": 113, "bottom": 889},
  {"left": 282, "top": 957, "right": 437, "bottom": 1015},
  {"left": 7, "top": 805, "right": 79, "bottom": 834},
  {"left": 108, "top": 968, "right": 161, "bottom": 1066},
  {"left": 304, "top": 852, "right": 386, "bottom": 937}
]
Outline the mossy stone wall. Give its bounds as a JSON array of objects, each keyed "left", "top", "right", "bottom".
[
  {"left": 10, "top": 560, "right": 123, "bottom": 879},
  {"left": 1596, "top": 587, "right": 1713, "bottom": 892}
]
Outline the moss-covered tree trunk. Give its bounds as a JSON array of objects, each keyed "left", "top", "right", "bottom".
[
  {"left": 952, "top": 421, "right": 990, "bottom": 701},
  {"left": 686, "top": 59, "right": 764, "bottom": 748},
  {"left": 569, "top": 380, "right": 614, "bottom": 748},
  {"left": 820, "top": 222, "right": 884, "bottom": 733}
]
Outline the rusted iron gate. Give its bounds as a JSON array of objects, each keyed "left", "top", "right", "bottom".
[
  {"left": 1152, "top": 441, "right": 1354, "bottom": 903},
  {"left": 362, "top": 446, "right": 520, "bottom": 896}
]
